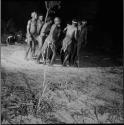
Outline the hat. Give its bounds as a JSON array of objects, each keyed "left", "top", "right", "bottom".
[
  {"left": 72, "top": 19, "right": 78, "bottom": 24},
  {"left": 39, "top": 15, "right": 43, "bottom": 17},
  {"left": 82, "top": 19, "right": 87, "bottom": 24}
]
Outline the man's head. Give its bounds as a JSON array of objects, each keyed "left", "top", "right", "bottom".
[
  {"left": 31, "top": 12, "right": 37, "bottom": 19},
  {"left": 66, "top": 20, "right": 71, "bottom": 26},
  {"left": 78, "top": 21, "right": 82, "bottom": 26},
  {"left": 54, "top": 17, "right": 61, "bottom": 26},
  {"left": 38, "top": 15, "right": 43, "bottom": 21},
  {"left": 46, "top": 17, "right": 52, "bottom": 24},
  {"left": 82, "top": 19, "right": 87, "bottom": 26},
  {"left": 72, "top": 19, "right": 78, "bottom": 26}
]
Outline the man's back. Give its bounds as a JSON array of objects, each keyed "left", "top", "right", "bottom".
[
  {"left": 66, "top": 25, "right": 77, "bottom": 39},
  {"left": 49, "top": 24, "right": 61, "bottom": 42},
  {"left": 40, "top": 22, "right": 51, "bottom": 35},
  {"left": 78, "top": 25, "right": 87, "bottom": 43}
]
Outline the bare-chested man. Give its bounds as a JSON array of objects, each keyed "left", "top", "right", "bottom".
[
  {"left": 36, "top": 15, "right": 44, "bottom": 36},
  {"left": 61, "top": 19, "right": 78, "bottom": 66},
  {"left": 35, "top": 15, "right": 44, "bottom": 56},
  {"left": 76, "top": 20, "right": 87, "bottom": 67},
  {"left": 43, "top": 17, "right": 61, "bottom": 65},
  {"left": 25, "top": 12, "right": 37, "bottom": 60},
  {"left": 36, "top": 17, "right": 52, "bottom": 63}
]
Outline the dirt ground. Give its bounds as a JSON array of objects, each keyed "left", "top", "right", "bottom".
[{"left": 1, "top": 44, "right": 123, "bottom": 124}]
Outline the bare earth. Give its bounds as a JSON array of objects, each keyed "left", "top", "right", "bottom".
[{"left": 1, "top": 44, "right": 123, "bottom": 124}]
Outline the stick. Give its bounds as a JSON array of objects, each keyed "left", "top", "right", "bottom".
[{"left": 37, "top": 66, "right": 47, "bottom": 112}]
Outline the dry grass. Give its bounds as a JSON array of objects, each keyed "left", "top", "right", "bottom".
[
  {"left": 1, "top": 45, "right": 123, "bottom": 124},
  {"left": 1, "top": 68, "right": 123, "bottom": 124}
]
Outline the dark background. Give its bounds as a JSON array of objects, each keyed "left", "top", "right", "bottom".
[{"left": 1, "top": 0, "right": 123, "bottom": 56}]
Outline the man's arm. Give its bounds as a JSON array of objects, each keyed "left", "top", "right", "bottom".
[
  {"left": 41, "top": 21, "right": 44, "bottom": 29},
  {"left": 84, "top": 28, "right": 88, "bottom": 45},
  {"left": 27, "top": 20, "right": 31, "bottom": 36},
  {"left": 63, "top": 26, "right": 67, "bottom": 33},
  {"left": 50, "top": 24, "right": 56, "bottom": 41},
  {"left": 74, "top": 28, "right": 78, "bottom": 40}
]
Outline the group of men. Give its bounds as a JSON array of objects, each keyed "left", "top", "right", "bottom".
[{"left": 25, "top": 11, "right": 87, "bottom": 67}]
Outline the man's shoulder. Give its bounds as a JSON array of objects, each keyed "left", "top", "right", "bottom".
[
  {"left": 27, "top": 20, "right": 31, "bottom": 26},
  {"left": 28, "top": 19, "right": 31, "bottom": 23},
  {"left": 43, "top": 22, "right": 49, "bottom": 29},
  {"left": 66, "top": 25, "right": 72, "bottom": 30},
  {"left": 28, "top": 19, "right": 34, "bottom": 24},
  {"left": 37, "top": 20, "right": 44, "bottom": 23},
  {"left": 51, "top": 24, "right": 56, "bottom": 30},
  {"left": 67, "top": 25, "right": 71, "bottom": 28},
  {"left": 52, "top": 24, "right": 56, "bottom": 27},
  {"left": 69, "top": 25, "right": 77, "bottom": 30},
  {"left": 43, "top": 22, "right": 47, "bottom": 26}
]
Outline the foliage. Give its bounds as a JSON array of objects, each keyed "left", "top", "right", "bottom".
[
  {"left": 44, "top": 1, "right": 61, "bottom": 23},
  {"left": 45, "top": 1, "right": 61, "bottom": 11}
]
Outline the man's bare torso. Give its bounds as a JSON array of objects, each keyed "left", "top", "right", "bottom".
[
  {"left": 66, "top": 25, "right": 77, "bottom": 39},
  {"left": 37, "top": 20, "right": 44, "bottom": 35},
  {"left": 29, "top": 19, "right": 37, "bottom": 35}
]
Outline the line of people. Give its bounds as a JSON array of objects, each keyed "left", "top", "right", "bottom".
[{"left": 25, "top": 11, "right": 87, "bottom": 67}]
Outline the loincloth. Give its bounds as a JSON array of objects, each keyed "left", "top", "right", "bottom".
[
  {"left": 41, "top": 38, "right": 49, "bottom": 54},
  {"left": 26, "top": 33, "right": 37, "bottom": 41},
  {"left": 62, "top": 36, "right": 72, "bottom": 52}
]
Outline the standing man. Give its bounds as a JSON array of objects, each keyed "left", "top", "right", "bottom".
[
  {"left": 25, "top": 11, "right": 38, "bottom": 60},
  {"left": 36, "top": 17, "right": 53, "bottom": 63},
  {"left": 76, "top": 20, "right": 87, "bottom": 67},
  {"left": 35, "top": 15, "right": 44, "bottom": 56},
  {"left": 61, "top": 19, "right": 78, "bottom": 66},
  {"left": 36, "top": 15, "right": 44, "bottom": 36},
  {"left": 44, "top": 17, "right": 61, "bottom": 65}
]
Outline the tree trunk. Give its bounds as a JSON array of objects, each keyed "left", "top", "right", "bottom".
[{"left": 45, "top": 9, "right": 50, "bottom": 23}]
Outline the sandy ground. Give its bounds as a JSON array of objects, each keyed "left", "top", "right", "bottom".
[{"left": 1, "top": 44, "right": 123, "bottom": 124}]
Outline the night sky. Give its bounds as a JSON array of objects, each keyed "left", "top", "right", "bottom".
[{"left": 1, "top": 0, "right": 123, "bottom": 55}]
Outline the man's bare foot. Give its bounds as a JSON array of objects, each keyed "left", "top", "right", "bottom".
[
  {"left": 43, "top": 61, "right": 46, "bottom": 65},
  {"left": 48, "top": 63, "right": 53, "bottom": 66},
  {"left": 46, "top": 59, "right": 50, "bottom": 63},
  {"left": 36, "top": 60, "right": 40, "bottom": 64},
  {"left": 24, "top": 57, "right": 29, "bottom": 61},
  {"left": 62, "top": 63, "right": 67, "bottom": 67}
]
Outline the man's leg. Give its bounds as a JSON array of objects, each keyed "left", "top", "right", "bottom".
[
  {"left": 68, "top": 44, "right": 72, "bottom": 66},
  {"left": 77, "top": 43, "right": 81, "bottom": 67},
  {"left": 63, "top": 51, "right": 69, "bottom": 66},
  {"left": 25, "top": 41, "right": 32, "bottom": 60},
  {"left": 37, "top": 35, "right": 47, "bottom": 62},
  {"left": 50, "top": 44, "right": 56, "bottom": 65},
  {"left": 31, "top": 39, "right": 38, "bottom": 58},
  {"left": 46, "top": 46, "right": 49, "bottom": 61},
  {"left": 68, "top": 54, "right": 71, "bottom": 66},
  {"left": 60, "top": 49, "right": 65, "bottom": 64},
  {"left": 47, "top": 46, "right": 53, "bottom": 63},
  {"left": 71, "top": 43, "right": 77, "bottom": 66},
  {"left": 36, "top": 52, "right": 42, "bottom": 63},
  {"left": 37, "top": 35, "right": 44, "bottom": 54},
  {"left": 36, "top": 45, "right": 42, "bottom": 63},
  {"left": 41, "top": 50, "right": 46, "bottom": 65},
  {"left": 6, "top": 38, "right": 9, "bottom": 45},
  {"left": 31, "top": 40, "right": 35, "bottom": 58},
  {"left": 74, "top": 45, "right": 78, "bottom": 65},
  {"left": 36, "top": 41, "right": 45, "bottom": 63}
]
